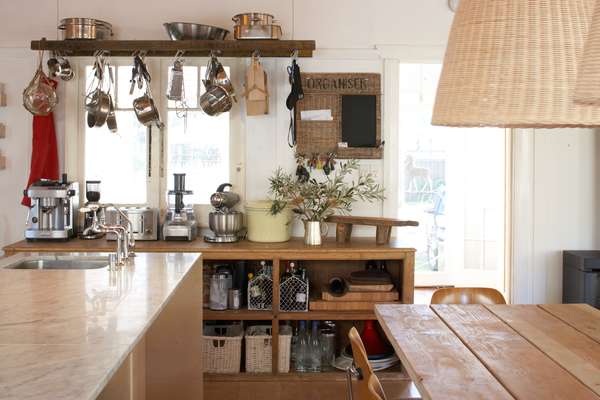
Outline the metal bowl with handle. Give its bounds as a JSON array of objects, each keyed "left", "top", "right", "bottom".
[
  {"left": 163, "top": 22, "right": 229, "bottom": 40},
  {"left": 58, "top": 18, "right": 113, "bottom": 40}
]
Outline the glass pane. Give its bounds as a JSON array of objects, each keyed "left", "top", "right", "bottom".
[
  {"left": 167, "top": 111, "right": 229, "bottom": 204},
  {"left": 167, "top": 66, "right": 198, "bottom": 108},
  {"left": 398, "top": 64, "right": 505, "bottom": 282},
  {"left": 116, "top": 65, "right": 145, "bottom": 109},
  {"left": 85, "top": 111, "right": 148, "bottom": 204}
]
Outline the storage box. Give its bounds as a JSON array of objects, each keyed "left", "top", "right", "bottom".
[
  {"left": 202, "top": 324, "right": 243, "bottom": 373},
  {"left": 245, "top": 325, "right": 292, "bottom": 373}
]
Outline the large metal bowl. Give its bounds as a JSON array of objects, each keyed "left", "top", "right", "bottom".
[{"left": 163, "top": 22, "right": 229, "bottom": 40}]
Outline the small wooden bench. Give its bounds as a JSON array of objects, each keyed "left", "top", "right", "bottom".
[{"left": 326, "top": 216, "right": 419, "bottom": 245}]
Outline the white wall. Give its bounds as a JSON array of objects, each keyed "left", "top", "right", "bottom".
[{"left": 0, "top": 0, "right": 597, "bottom": 303}]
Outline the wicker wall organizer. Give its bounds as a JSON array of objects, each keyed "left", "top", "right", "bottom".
[{"left": 295, "top": 73, "right": 382, "bottom": 159}]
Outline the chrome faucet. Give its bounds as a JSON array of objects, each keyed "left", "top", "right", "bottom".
[
  {"left": 81, "top": 205, "right": 132, "bottom": 269},
  {"left": 104, "top": 204, "right": 136, "bottom": 257}
]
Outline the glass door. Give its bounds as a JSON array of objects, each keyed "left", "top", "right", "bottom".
[{"left": 397, "top": 64, "right": 508, "bottom": 291}]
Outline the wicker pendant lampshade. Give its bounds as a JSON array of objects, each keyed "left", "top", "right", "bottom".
[
  {"left": 432, "top": 0, "right": 600, "bottom": 128},
  {"left": 575, "top": 1, "right": 600, "bottom": 105}
]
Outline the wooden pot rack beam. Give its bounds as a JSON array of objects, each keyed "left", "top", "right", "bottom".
[{"left": 30, "top": 38, "right": 316, "bottom": 58}]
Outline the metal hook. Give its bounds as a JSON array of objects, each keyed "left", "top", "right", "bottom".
[
  {"left": 291, "top": 49, "right": 299, "bottom": 61},
  {"left": 251, "top": 50, "right": 261, "bottom": 60},
  {"left": 175, "top": 50, "right": 185, "bottom": 60}
]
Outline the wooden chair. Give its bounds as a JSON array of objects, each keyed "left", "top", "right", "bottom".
[
  {"left": 430, "top": 287, "right": 506, "bottom": 305},
  {"left": 347, "top": 326, "right": 387, "bottom": 400}
]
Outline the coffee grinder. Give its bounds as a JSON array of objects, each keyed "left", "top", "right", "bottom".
[
  {"left": 79, "top": 180, "right": 105, "bottom": 239},
  {"left": 162, "top": 173, "right": 198, "bottom": 241}
]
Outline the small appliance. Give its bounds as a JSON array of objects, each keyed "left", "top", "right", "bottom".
[
  {"left": 105, "top": 206, "right": 159, "bottom": 241},
  {"left": 162, "top": 173, "right": 198, "bottom": 241},
  {"left": 79, "top": 180, "right": 104, "bottom": 240},
  {"left": 204, "top": 183, "right": 244, "bottom": 243},
  {"left": 24, "top": 174, "right": 79, "bottom": 241}
]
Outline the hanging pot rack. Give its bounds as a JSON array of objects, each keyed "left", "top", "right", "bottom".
[{"left": 30, "top": 38, "right": 316, "bottom": 58}]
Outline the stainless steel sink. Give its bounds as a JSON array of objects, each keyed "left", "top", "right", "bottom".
[{"left": 3, "top": 256, "right": 109, "bottom": 270}]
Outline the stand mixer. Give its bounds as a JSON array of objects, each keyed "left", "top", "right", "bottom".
[
  {"left": 163, "top": 173, "right": 198, "bottom": 241},
  {"left": 204, "top": 183, "right": 245, "bottom": 243}
]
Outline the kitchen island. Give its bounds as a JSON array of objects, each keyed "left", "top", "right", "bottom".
[
  {"left": 0, "top": 252, "right": 203, "bottom": 400},
  {"left": 3, "top": 238, "right": 417, "bottom": 399}
]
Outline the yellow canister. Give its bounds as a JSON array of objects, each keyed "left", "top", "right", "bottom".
[{"left": 245, "top": 200, "right": 292, "bottom": 242}]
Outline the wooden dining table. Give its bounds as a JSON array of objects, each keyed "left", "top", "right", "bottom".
[{"left": 375, "top": 304, "right": 600, "bottom": 400}]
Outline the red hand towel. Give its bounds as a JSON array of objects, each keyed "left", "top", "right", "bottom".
[{"left": 21, "top": 79, "right": 59, "bottom": 207}]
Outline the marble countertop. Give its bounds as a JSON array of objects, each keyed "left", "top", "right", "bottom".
[{"left": 0, "top": 252, "right": 202, "bottom": 400}]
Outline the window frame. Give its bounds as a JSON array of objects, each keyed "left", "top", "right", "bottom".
[{"left": 64, "top": 57, "right": 245, "bottom": 226}]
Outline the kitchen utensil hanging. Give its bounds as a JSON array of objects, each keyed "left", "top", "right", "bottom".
[
  {"left": 23, "top": 50, "right": 58, "bottom": 116},
  {"left": 166, "top": 50, "right": 188, "bottom": 129},
  {"left": 47, "top": 52, "right": 74, "bottom": 81},
  {"left": 131, "top": 52, "right": 164, "bottom": 129},
  {"left": 243, "top": 51, "right": 269, "bottom": 116},
  {"left": 85, "top": 51, "right": 116, "bottom": 130},
  {"left": 200, "top": 53, "right": 235, "bottom": 116},
  {"left": 286, "top": 50, "right": 303, "bottom": 147}
]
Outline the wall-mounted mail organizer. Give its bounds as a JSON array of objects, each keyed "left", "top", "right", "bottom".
[{"left": 295, "top": 73, "right": 382, "bottom": 159}]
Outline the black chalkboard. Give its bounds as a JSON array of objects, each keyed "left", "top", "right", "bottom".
[{"left": 341, "top": 95, "right": 377, "bottom": 147}]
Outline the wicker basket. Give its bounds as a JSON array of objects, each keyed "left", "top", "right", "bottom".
[
  {"left": 245, "top": 325, "right": 292, "bottom": 373},
  {"left": 202, "top": 324, "right": 243, "bottom": 373}
]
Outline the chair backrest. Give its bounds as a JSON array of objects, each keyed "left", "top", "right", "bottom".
[
  {"left": 348, "top": 326, "right": 387, "bottom": 400},
  {"left": 430, "top": 287, "right": 506, "bottom": 305}
]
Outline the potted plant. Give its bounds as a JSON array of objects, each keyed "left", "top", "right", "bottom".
[{"left": 269, "top": 159, "right": 384, "bottom": 245}]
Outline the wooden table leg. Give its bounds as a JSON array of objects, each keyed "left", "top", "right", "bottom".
[{"left": 401, "top": 254, "right": 415, "bottom": 304}]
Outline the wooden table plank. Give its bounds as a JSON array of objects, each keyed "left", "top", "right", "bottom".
[
  {"left": 486, "top": 305, "right": 600, "bottom": 396},
  {"left": 375, "top": 304, "right": 513, "bottom": 400},
  {"left": 432, "top": 305, "right": 599, "bottom": 400},
  {"left": 539, "top": 304, "right": 600, "bottom": 344}
]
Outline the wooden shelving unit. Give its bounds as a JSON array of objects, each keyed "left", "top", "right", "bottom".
[{"left": 30, "top": 38, "right": 316, "bottom": 58}]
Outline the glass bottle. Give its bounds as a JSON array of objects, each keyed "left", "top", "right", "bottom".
[
  {"left": 295, "top": 321, "right": 309, "bottom": 372},
  {"left": 308, "top": 320, "right": 322, "bottom": 372}
]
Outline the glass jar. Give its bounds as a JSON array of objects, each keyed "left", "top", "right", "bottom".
[
  {"left": 319, "top": 329, "right": 336, "bottom": 371},
  {"left": 209, "top": 273, "right": 230, "bottom": 310}
]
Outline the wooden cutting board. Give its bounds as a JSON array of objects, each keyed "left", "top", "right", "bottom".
[
  {"left": 321, "top": 289, "right": 399, "bottom": 302},
  {"left": 309, "top": 299, "right": 400, "bottom": 311},
  {"left": 347, "top": 282, "right": 395, "bottom": 292}
]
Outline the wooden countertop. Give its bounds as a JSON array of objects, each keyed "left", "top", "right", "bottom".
[
  {"left": 0, "top": 252, "right": 203, "bottom": 400},
  {"left": 3, "top": 237, "right": 416, "bottom": 260},
  {"left": 376, "top": 304, "right": 600, "bottom": 400}
]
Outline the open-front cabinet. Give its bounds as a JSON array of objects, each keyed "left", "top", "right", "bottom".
[{"left": 201, "top": 245, "right": 416, "bottom": 400}]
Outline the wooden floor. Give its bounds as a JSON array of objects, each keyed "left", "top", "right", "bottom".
[{"left": 414, "top": 288, "right": 435, "bottom": 304}]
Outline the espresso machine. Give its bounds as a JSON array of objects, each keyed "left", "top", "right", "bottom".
[
  {"left": 79, "top": 180, "right": 105, "bottom": 240},
  {"left": 204, "top": 183, "right": 244, "bottom": 243},
  {"left": 24, "top": 174, "right": 79, "bottom": 241},
  {"left": 163, "top": 173, "right": 198, "bottom": 241}
]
